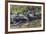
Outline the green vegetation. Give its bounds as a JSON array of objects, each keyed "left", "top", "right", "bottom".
[
  {"left": 10, "top": 5, "right": 41, "bottom": 15},
  {"left": 10, "top": 5, "right": 28, "bottom": 15}
]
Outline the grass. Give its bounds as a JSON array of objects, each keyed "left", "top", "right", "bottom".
[{"left": 10, "top": 19, "right": 41, "bottom": 29}]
